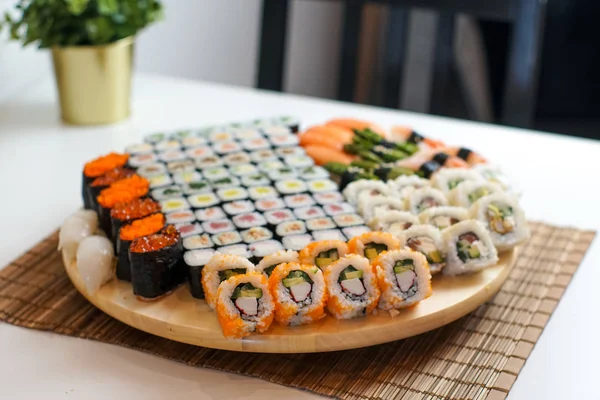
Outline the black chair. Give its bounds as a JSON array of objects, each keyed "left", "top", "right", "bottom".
[{"left": 256, "top": 0, "right": 546, "bottom": 128}]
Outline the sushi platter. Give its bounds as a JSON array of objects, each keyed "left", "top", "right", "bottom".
[{"left": 60, "top": 116, "right": 527, "bottom": 353}]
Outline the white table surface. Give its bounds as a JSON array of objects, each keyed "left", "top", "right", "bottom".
[{"left": 0, "top": 73, "right": 598, "bottom": 399}]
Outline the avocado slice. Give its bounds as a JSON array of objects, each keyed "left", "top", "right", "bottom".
[
  {"left": 283, "top": 277, "right": 307, "bottom": 287},
  {"left": 364, "top": 248, "right": 378, "bottom": 260},
  {"left": 315, "top": 257, "right": 332, "bottom": 269},
  {"left": 364, "top": 243, "right": 387, "bottom": 260},
  {"left": 283, "top": 270, "right": 313, "bottom": 287},
  {"left": 394, "top": 259, "right": 414, "bottom": 274},
  {"left": 231, "top": 283, "right": 262, "bottom": 299},
  {"left": 468, "top": 246, "right": 481, "bottom": 258},
  {"left": 344, "top": 270, "right": 364, "bottom": 280},
  {"left": 218, "top": 268, "right": 246, "bottom": 282},
  {"left": 428, "top": 251, "right": 443, "bottom": 264}
]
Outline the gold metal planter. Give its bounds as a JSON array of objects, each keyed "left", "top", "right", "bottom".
[{"left": 51, "top": 36, "right": 134, "bottom": 125}]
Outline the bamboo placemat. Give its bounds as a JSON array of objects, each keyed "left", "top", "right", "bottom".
[{"left": 0, "top": 222, "right": 594, "bottom": 400}]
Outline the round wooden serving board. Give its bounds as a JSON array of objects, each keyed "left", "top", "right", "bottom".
[{"left": 64, "top": 249, "right": 516, "bottom": 353}]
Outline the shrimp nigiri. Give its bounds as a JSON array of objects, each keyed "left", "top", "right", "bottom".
[
  {"left": 391, "top": 126, "right": 446, "bottom": 150},
  {"left": 445, "top": 147, "right": 487, "bottom": 165}
]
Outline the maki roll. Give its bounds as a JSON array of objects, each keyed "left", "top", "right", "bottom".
[
  {"left": 154, "top": 140, "right": 180, "bottom": 152},
  {"left": 248, "top": 186, "right": 278, "bottom": 200},
  {"left": 313, "top": 192, "right": 344, "bottom": 205},
  {"left": 255, "top": 198, "right": 285, "bottom": 212},
  {"left": 442, "top": 220, "right": 499, "bottom": 275},
  {"left": 201, "top": 253, "right": 256, "bottom": 309},
  {"left": 342, "top": 225, "right": 371, "bottom": 239},
  {"left": 230, "top": 163, "right": 259, "bottom": 177},
  {"left": 258, "top": 160, "right": 286, "bottom": 172},
  {"left": 348, "top": 232, "right": 403, "bottom": 261},
  {"left": 357, "top": 194, "right": 406, "bottom": 222},
  {"left": 97, "top": 175, "right": 150, "bottom": 237},
  {"left": 172, "top": 171, "right": 203, "bottom": 185},
  {"left": 299, "top": 166, "right": 330, "bottom": 181},
  {"left": 234, "top": 128, "right": 263, "bottom": 141},
  {"left": 195, "top": 206, "right": 227, "bottom": 221},
  {"left": 158, "top": 150, "right": 186, "bottom": 163},
  {"left": 128, "top": 153, "right": 157, "bottom": 168},
  {"left": 209, "top": 176, "right": 241, "bottom": 190},
  {"left": 136, "top": 162, "right": 168, "bottom": 178},
  {"left": 283, "top": 155, "right": 314, "bottom": 169},
  {"left": 268, "top": 167, "right": 297, "bottom": 181},
  {"left": 212, "top": 231, "right": 244, "bottom": 247},
  {"left": 387, "top": 175, "right": 431, "bottom": 198},
  {"left": 181, "top": 181, "right": 212, "bottom": 195},
  {"left": 241, "top": 137, "right": 271, "bottom": 152},
  {"left": 116, "top": 213, "right": 166, "bottom": 281},
  {"left": 324, "top": 255, "right": 380, "bottom": 319},
  {"left": 431, "top": 168, "right": 482, "bottom": 194},
  {"left": 322, "top": 203, "right": 355, "bottom": 217},
  {"left": 405, "top": 187, "right": 448, "bottom": 214},
  {"left": 275, "top": 220, "right": 307, "bottom": 237},
  {"left": 418, "top": 206, "right": 469, "bottom": 230},
  {"left": 180, "top": 136, "right": 207, "bottom": 148},
  {"left": 216, "top": 272, "right": 274, "bottom": 338},
  {"left": 268, "top": 134, "right": 299, "bottom": 148},
  {"left": 216, "top": 187, "right": 249, "bottom": 202},
  {"left": 209, "top": 131, "right": 235, "bottom": 143},
  {"left": 402, "top": 225, "right": 446, "bottom": 274},
  {"left": 203, "top": 166, "right": 230, "bottom": 181},
  {"left": 109, "top": 198, "right": 161, "bottom": 248},
  {"left": 160, "top": 197, "right": 191, "bottom": 213},
  {"left": 250, "top": 240, "right": 285, "bottom": 260},
  {"left": 332, "top": 213, "right": 365, "bottom": 228},
  {"left": 188, "top": 193, "right": 220, "bottom": 209},
  {"left": 263, "top": 125, "right": 293, "bottom": 136},
  {"left": 194, "top": 155, "right": 223, "bottom": 169},
  {"left": 256, "top": 249, "right": 299, "bottom": 277},
  {"left": 448, "top": 181, "right": 503, "bottom": 208},
  {"left": 299, "top": 240, "right": 349, "bottom": 269},
  {"left": 275, "top": 179, "right": 308, "bottom": 197},
  {"left": 307, "top": 179, "right": 338, "bottom": 194},
  {"left": 305, "top": 217, "right": 337, "bottom": 231},
  {"left": 368, "top": 210, "right": 419, "bottom": 232},
  {"left": 175, "top": 222, "right": 203, "bottom": 237},
  {"left": 293, "top": 206, "right": 325, "bottom": 220},
  {"left": 283, "top": 194, "right": 315, "bottom": 208},
  {"left": 222, "top": 152, "right": 252, "bottom": 166},
  {"left": 269, "top": 262, "right": 327, "bottom": 325},
  {"left": 240, "top": 226, "right": 273, "bottom": 244},
  {"left": 213, "top": 141, "right": 242, "bottom": 155},
  {"left": 312, "top": 229, "right": 347, "bottom": 242},
  {"left": 282, "top": 234, "right": 313, "bottom": 251},
  {"left": 264, "top": 209, "right": 296, "bottom": 225},
  {"left": 275, "top": 146, "right": 306, "bottom": 158},
  {"left": 125, "top": 143, "right": 153, "bottom": 155},
  {"left": 129, "top": 225, "right": 186, "bottom": 300},
  {"left": 202, "top": 219, "right": 236, "bottom": 235},
  {"left": 474, "top": 164, "right": 520, "bottom": 196},
  {"left": 273, "top": 116, "right": 300, "bottom": 132},
  {"left": 183, "top": 234, "right": 214, "bottom": 250},
  {"left": 343, "top": 180, "right": 390, "bottom": 207},
  {"left": 147, "top": 173, "right": 173, "bottom": 189},
  {"left": 144, "top": 133, "right": 166, "bottom": 144},
  {"left": 241, "top": 173, "right": 271, "bottom": 187},
  {"left": 87, "top": 167, "right": 135, "bottom": 213},
  {"left": 223, "top": 200, "right": 255, "bottom": 216},
  {"left": 232, "top": 212, "right": 267, "bottom": 229},
  {"left": 249, "top": 149, "right": 278, "bottom": 163},
  {"left": 167, "top": 159, "right": 197, "bottom": 175},
  {"left": 82, "top": 152, "right": 130, "bottom": 209},
  {"left": 372, "top": 248, "right": 432, "bottom": 310},
  {"left": 151, "top": 185, "right": 183, "bottom": 201},
  {"left": 470, "top": 192, "right": 529, "bottom": 251}
]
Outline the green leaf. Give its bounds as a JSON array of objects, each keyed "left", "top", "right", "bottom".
[
  {"left": 85, "top": 17, "right": 115, "bottom": 44},
  {"left": 98, "top": 0, "right": 119, "bottom": 15},
  {"left": 65, "top": 0, "right": 90, "bottom": 16}
]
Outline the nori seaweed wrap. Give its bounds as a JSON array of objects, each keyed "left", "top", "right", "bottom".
[
  {"left": 110, "top": 198, "right": 161, "bottom": 250},
  {"left": 81, "top": 153, "right": 130, "bottom": 209},
  {"left": 129, "top": 225, "right": 187, "bottom": 300}
]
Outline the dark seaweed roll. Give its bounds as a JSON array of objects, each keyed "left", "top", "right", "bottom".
[
  {"left": 175, "top": 222, "right": 203, "bottom": 238},
  {"left": 262, "top": 125, "right": 292, "bottom": 137},
  {"left": 232, "top": 212, "right": 267, "bottom": 229},
  {"left": 275, "top": 146, "right": 306, "bottom": 158},
  {"left": 323, "top": 203, "right": 355, "bottom": 216},
  {"left": 188, "top": 193, "right": 220, "bottom": 209},
  {"left": 241, "top": 227, "right": 273, "bottom": 244},
  {"left": 216, "top": 187, "right": 249, "bottom": 202},
  {"left": 218, "top": 243, "right": 253, "bottom": 258},
  {"left": 313, "top": 191, "right": 344, "bottom": 205},
  {"left": 274, "top": 116, "right": 300, "bottom": 133},
  {"left": 269, "top": 134, "right": 299, "bottom": 148},
  {"left": 257, "top": 160, "right": 285, "bottom": 172},
  {"left": 212, "top": 231, "right": 243, "bottom": 247},
  {"left": 180, "top": 136, "right": 207, "bottom": 149},
  {"left": 160, "top": 197, "right": 191, "bottom": 213},
  {"left": 151, "top": 185, "right": 183, "bottom": 201},
  {"left": 203, "top": 166, "right": 230, "bottom": 181},
  {"left": 333, "top": 213, "right": 365, "bottom": 228},
  {"left": 129, "top": 225, "right": 186, "bottom": 300},
  {"left": 158, "top": 150, "right": 186, "bottom": 163},
  {"left": 194, "top": 155, "right": 223, "bottom": 169},
  {"left": 181, "top": 181, "right": 211, "bottom": 195},
  {"left": 294, "top": 206, "right": 325, "bottom": 220},
  {"left": 312, "top": 229, "right": 347, "bottom": 242},
  {"left": 306, "top": 217, "right": 336, "bottom": 231},
  {"left": 234, "top": 128, "right": 262, "bottom": 141},
  {"left": 137, "top": 163, "right": 167, "bottom": 178},
  {"left": 275, "top": 220, "right": 307, "bottom": 237},
  {"left": 147, "top": 173, "right": 173, "bottom": 189},
  {"left": 202, "top": 219, "right": 235, "bottom": 235},
  {"left": 275, "top": 179, "right": 308, "bottom": 195},
  {"left": 241, "top": 173, "right": 271, "bottom": 187},
  {"left": 250, "top": 240, "right": 284, "bottom": 259},
  {"left": 222, "top": 200, "right": 255, "bottom": 216},
  {"left": 213, "top": 141, "right": 241, "bottom": 155},
  {"left": 267, "top": 167, "right": 297, "bottom": 181},
  {"left": 284, "top": 155, "right": 314, "bottom": 169},
  {"left": 230, "top": 163, "right": 259, "bottom": 177},
  {"left": 166, "top": 210, "right": 196, "bottom": 225},
  {"left": 282, "top": 234, "right": 313, "bottom": 251},
  {"left": 194, "top": 206, "right": 227, "bottom": 221},
  {"left": 166, "top": 159, "right": 196, "bottom": 174},
  {"left": 299, "top": 166, "right": 329, "bottom": 180},
  {"left": 144, "top": 133, "right": 166, "bottom": 144},
  {"left": 183, "top": 233, "right": 214, "bottom": 250},
  {"left": 222, "top": 152, "right": 252, "bottom": 166},
  {"left": 249, "top": 149, "right": 278, "bottom": 163},
  {"left": 255, "top": 198, "right": 286, "bottom": 212},
  {"left": 154, "top": 140, "right": 181, "bottom": 152},
  {"left": 284, "top": 193, "right": 315, "bottom": 208},
  {"left": 173, "top": 171, "right": 203, "bottom": 185},
  {"left": 184, "top": 248, "right": 215, "bottom": 299},
  {"left": 248, "top": 186, "right": 278, "bottom": 200},
  {"left": 264, "top": 209, "right": 296, "bottom": 225},
  {"left": 129, "top": 153, "right": 158, "bottom": 168},
  {"left": 241, "top": 137, "right": 270, "bottom": 152},
  {"left": 307, "top": 179, "right": 338, "bottom": 194},
  {"left": 185, "top": 146, "right": 214, "bottom": 159},
  {"left": 209, "top": 176, "right": 241, "bottom": 190}
]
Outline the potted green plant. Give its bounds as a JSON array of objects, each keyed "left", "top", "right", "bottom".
[{"left": 1, "top": 0, "right": 164, "bottom": 125}]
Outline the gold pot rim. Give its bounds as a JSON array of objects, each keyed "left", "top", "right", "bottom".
[{"left": 51, "top": 36, "right": 134, "bottom": 51}]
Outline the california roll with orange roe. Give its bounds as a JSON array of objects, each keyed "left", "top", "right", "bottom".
[
  {"left": 82, "top": 152, "right": 129, "bottom": 209},
  {"left": 110, "top": 198, "right": 161, "bottom": 249},
  {"left": 129, "top": 225, "right": 187, "bottom": 300},
  {"left": 116, "top": 213, "right": 165, "bottom": 281},
  {"left": 96, "top": 175, "right": 150, "bottom": 237}
]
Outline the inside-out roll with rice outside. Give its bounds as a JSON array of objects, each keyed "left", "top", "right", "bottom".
[
  {"left": 268, "top": 262, "right": 327, "bottom": 325},
  {"left": 373, "top": 248, "right": 432, "bottom": 310},
  {"left": 357, "top": 194, "right": 406, "bottom": 222},
  {"left": 324, "top": 254, "right": 380, "bottom": 319},
  {"left": 256, "top": 249, "right": 299, "bottom": 276},
  {"left": 299, "top": 240, "right": 349, "bottom": 269},
  {"left": 418, "top": 206, "right": 469, "bottom": 230},
  {"left": 401, "top": 225, "right": 446, "bottom": 274},
  {"left": 448, "top": 180, "right": 503, "bottom": 208},
  {"left": 430, "top": 168, "right": 481, "bottom": 194},
  {"left": 343, "top": 180, "right": 390, "bottom": 206},
  {"left": 405, "top": 187, "right": 448, "bottom": 214},
  {"left": 201, "top": 253, "right": 256, "bottom": 309},
  {"left": 442, "top": 220, "right": 498, "bottom": 275},
  {"left": 216, "top": 272, "right": 274, "bottom": 338},
  {"left": 368, "top": 210, "right": 419, "bottom": 232},
  {"left": 470, "top": 192, "right": 529, "bottom": 251},
  {"left": 348, "top": 232, "right": 403, "bottom": 261}
]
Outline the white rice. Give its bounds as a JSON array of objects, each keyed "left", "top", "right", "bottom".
[
  {"left": 430, "top": 168, "right": 482, "bottom": 194},
  {"left": 442, "top": 220, "right": 499, "bottom": 275},
  {"left": 448, "top": 180, "right": 503, "bottom": 208},
  {"left": 256, "top": 249, "right": 299, "bottom": 276},
  {"left": 368, "top": 210, "right": 420, "bottom": 232},
  {"left": 402, "top": 225, "right": 446, "bottom": 274},
  {"left": 405, "top": 187, "right": 448, "bottom": 215},
  {"left": 343, "top": 180, "right": 390, "bottom": 206},
  {"left": 201, "top": 253, "right": 256, "bottom": 309},
  {"left": 357, "top": 193, "right": 406, "bottom": 222},
  {"left": 418, "top": 206, "right": 470, "bottom": 230}
]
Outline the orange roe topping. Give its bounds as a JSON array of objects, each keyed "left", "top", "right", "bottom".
[
  {"left": 119, "top": 213, "right": 165, "bottom": 241},
  {"left": 83, "top": 153, "right": 130, "bottom": 178},
  {"left": 97, "top": 175, "right": 150, "bottom": 209},
  {"left": 130, "top": 224, "right": 180, "bottom": 253},
  {"left": 111, "top": 198, "right": 160, "bottom": 222},
  {"left": 90, "top": 167, "right": 135, "bottom": 187}
]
